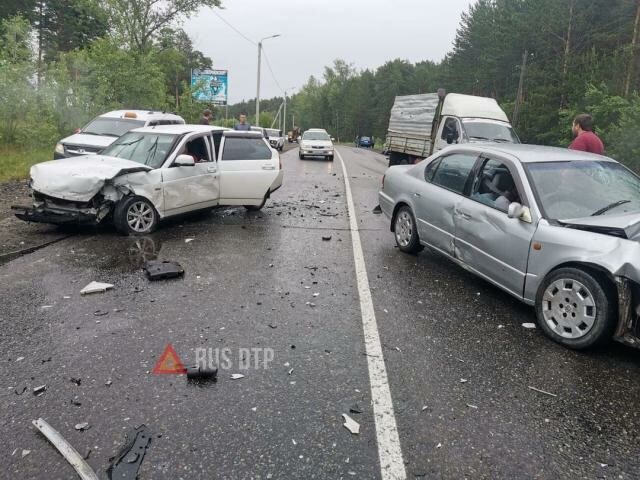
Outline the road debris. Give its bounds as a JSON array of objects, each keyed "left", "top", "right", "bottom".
[
  {"left": 231, "top": 373, "right": 245, "bottom": 380},
  {"left": 93, "top": 310, "right": 109, "bottom": 317},
  {"left": 342, "top": 414, "right": 360, "bottom": 434},
  {"left": 21, "top": 449, "right": 31, "bottom": 458},
  {"left": 106, "top": 425, "right": 152, "bottom": 480},
  {"left": 33, "top": 385, "right": 46, "bottom": 396},
  {"left": 322, "top": 235, "right": 332, "bottom": 241},
  {"left": 436, "top": 443, "right": 442, "bottom": 449},
  {"left": 80, "top": 281, "right": 114, "bottom": 295},
  {"left": 32, "top": 418, "right": 99, "bottom": 480},
  {"left": 184, "top": 238, "right": 195, "bottom": 243},
  {"left": 460, "top": 378, "right": 468, "bottom": 383},
  {"left": 466, "top": 404, "right": 478, "bottom": 409},
  {"left": 522, "top": 323, "right": 537, "bottom": 329},
  {"left": 349, "top": 404, "right": 363, "bottom": 414},
  {"left": 144, "top": 260, "right": 184, "bottom": 281},
  {"left": 74, "top": 422, "right": 90, "bottom": 431},
  {"left": 186, "top": 365, "right": 218, "bottom": 381},
  {"left": 528, "top": 386, "right": 558, "bottom": 397}
]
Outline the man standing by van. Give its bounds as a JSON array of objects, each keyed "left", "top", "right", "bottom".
[
  {"left": 569, "top": 114, "right": 604, "bottom": 155},
  {"left": 234, "top": 112, "right": 251, "bottom": 131}
]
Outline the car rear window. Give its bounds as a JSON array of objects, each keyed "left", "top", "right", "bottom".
[{"left": 222, "top": 137, "right": 272, "bottom": 161}]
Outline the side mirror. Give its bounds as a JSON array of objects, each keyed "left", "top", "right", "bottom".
[
  {"left": 174, "top": 154, "right": 195, "bottom": 167},
  {"left": 446, "top": 132, "right": 456, "bottom": 145},
  {"left": 508, "top": 202, "right": 532, "bottom": 223}
]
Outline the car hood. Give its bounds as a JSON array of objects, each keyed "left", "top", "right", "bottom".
[
  {"left": 59, "top": 133, "right": 117, "bottom": 149},
  {"left": 31, "top": 155, "right": 152, "bottom": 202},
  {"left": 560, "top": 212, "right": 640, "bottom": 240}
]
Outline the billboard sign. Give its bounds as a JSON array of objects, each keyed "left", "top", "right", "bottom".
[{"left": 191, "top": 69, "right": 228, "bottom": 105}]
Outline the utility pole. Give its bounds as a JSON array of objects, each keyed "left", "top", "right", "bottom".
[
  {"left": 283, "top": 91, "right": 287, "bottom": 133},
  {"left": 255, "top": 34, "right": 280, "bottom": 127},
  {"left": 513, "top": 49, "right": 528, "bottom": 128},
  {"left": 625, "top": 1, "right": 640, "bottom": 97},
  {"left": 560, "top": 0, "right": 575, "bottom": 108}
]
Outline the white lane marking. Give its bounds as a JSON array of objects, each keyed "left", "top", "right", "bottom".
[{"left": 336, "top": 149, "right": 407, "bottom": 480}]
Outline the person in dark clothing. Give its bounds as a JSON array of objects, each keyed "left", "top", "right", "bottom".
[
  {"left": 569, "top": 113, "right": 604, "bottom": 155},
  {"left": 199, "top": 109, "right": 212, "bottom": 125},
  {"left": 234, "top": 112, "right": 251, "bottom": 131}
]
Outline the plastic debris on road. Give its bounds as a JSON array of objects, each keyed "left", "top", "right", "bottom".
[
  {"left": 230, "top": 373, "right": 245, "bottom": 380},
  {"left": 80, "top": 281, "right": 114, "bottom": 295},
  {"left": 74, "top": 422, "right": 90, "bottom": 431},
  {"left": 144, "top": 260, "right": 184, "bottom": 281},
  {"left": 342, "top": 414, "right": 360, "bottom": 434},
  {"left": 522, "top": 323, "right": 537, "bottom": 329}
]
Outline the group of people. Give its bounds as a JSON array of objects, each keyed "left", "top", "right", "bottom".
[{"left": 199, "top": 109, "right": 252, "bottom": 131}]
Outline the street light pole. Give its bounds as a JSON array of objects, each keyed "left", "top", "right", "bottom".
[{"left": 256, "top": 34, "right": 280, "bottom": 127}]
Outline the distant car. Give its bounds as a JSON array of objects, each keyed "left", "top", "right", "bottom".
[
  {"left": 265, "top": 128, "right": 285, "bottom": 151},
  {"left": 299, "top": 129, "right": 334, "bottom": 161},
  {"left": 15, "top": 126, "right": 283, "bottom": 235},
  {"left": 54, "top": 110, "right": 185, "bottom": 159},
  {"left": 250, "top": 126, "right": 270, "bottom": 140},
  {"left": 379, "top": 143, "right": 640, "bottom": 351},
  {"left": 356, "top": 136, "right": 373, "bottom": 148}
]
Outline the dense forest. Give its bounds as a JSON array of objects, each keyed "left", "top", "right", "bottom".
[
  {"left": 2, "top": 0, "right": 640, "bottom": 173},
  {"left": 287, "top": 0, "right": 640, "bottom": 170}
]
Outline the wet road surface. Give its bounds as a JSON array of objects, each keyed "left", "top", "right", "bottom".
[{"left": 1, "top": 146, "right": 640, "bottom": 479}]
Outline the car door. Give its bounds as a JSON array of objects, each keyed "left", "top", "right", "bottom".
[
  {"left": 218, "top": 132, "right": 280, "bottom": 204},
  {"left": 453, "top": 156, "right": 537, "bottom": 298},
  {"left": 413, "top": 152, "right": 479, "bottom": 256},
  {"left": 161, "top": 133, "right": 219, "bottom": 215}
]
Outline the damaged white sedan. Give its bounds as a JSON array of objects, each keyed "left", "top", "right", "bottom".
[{"left": 13, "top": 125, "right": 283, "bottom": 235}]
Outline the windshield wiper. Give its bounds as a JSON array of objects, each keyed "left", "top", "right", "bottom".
[
  {"left": 492, "top": 138, "right": 510, "bottom": 143},
  {"left": 468, "top": 135, "right": 490, "bottom": 141},
  {"left": 591, "top": 200, "right": 631, "bottom": 216},
  {"left": 118, "top": 137, "right": 143, "bottom": 147}
]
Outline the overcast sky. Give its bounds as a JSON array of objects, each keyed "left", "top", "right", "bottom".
[{"left": 186, "top": 0, "right": 475, "bottom": 104}]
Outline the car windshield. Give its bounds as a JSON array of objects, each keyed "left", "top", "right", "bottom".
[
  {"left": 101, "top": 132, "right": 176, "bottom": 168},
  {"left": 266, "top": 129, "right": 281, "bottom": 137},
  {"left": 82, "top": 117, "right": 145, "bottom": 137},
  {"left": 361, "top": 137, "right": 371, "bottom": 141},
  {"left": 526, "top": 161, "right": 640, "bottom": 219},
  {"left": 303, "top": 131, "right": 330, "bottom": 141},
  {"left": 462, "top": 120, "right": 520, "bottom": 143}
]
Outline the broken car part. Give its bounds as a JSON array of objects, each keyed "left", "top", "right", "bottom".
[
  {"left": 185, "top": 365, "right": 218, "bottom": 381},
  {"left": 106, "top": 425, "right": 152, "bottom": 480},
  {"left": 32, "top": 418, "right": 99, "bottom": 480},
  {"left": 143, "top": 260, "right": 185, "bottom": 280}
]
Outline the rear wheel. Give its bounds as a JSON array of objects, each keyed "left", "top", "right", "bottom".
[
  {"left": 535, "top": 267, "right": 615, "bottom": 349},
  {"left": 393, "top": 206, "right": 421, "bottom": 254},
  {"left": 114, "top": 196, "right": 158, "bottom": 236}
]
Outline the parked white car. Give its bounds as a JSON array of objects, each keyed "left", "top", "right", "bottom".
[
  {"left": 299, "top": 129, "right": 334, "bottom": 161},
  {"left": 15, "top": 125, "right": 283, "bottom": 235},
  {"left": 54, "top": 110, "right": 185, "bottom": 159},
  {"left": 265, "top": 128, "right": 285, "bottom": 151}
]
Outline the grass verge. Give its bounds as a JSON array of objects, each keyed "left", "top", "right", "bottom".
[{"left": 0, "top": 146, "right": 51, "bottom": 182}]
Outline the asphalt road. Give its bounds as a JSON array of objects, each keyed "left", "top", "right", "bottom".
[{"left": 1, "top": 146, "right": 640, "bottom": 479}]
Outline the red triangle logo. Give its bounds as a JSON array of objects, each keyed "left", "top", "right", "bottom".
[{"left": 152, "top": 343, "right": 186, "bottom": 374}]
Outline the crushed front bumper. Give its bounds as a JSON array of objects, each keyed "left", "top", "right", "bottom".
[{"left": 12, "top": 205, "right": 101, "bottom": 225}]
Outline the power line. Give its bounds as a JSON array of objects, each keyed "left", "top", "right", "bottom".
[
  {"left": 212, "top": 11, "right": 256, "bottom": 46},
  {"left": 261, "top": 46, "right": 284, "bottom": 94}
]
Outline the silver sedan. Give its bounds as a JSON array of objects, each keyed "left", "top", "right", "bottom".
[{"left": 379, "top": 144, "right": 640, "bottom": 350}]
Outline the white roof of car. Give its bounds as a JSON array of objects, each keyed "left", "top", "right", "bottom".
[
  {"left": 99, "top": 110, "right": 184, "bottom": 122},
  {"left": 306, "top": 128, "right": 328, "bottom": 132},
  {"left": 131, "top": 124, "right": 228, "bottom": 135}
]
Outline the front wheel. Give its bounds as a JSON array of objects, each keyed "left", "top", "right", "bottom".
[
  {"left": 114, "top": 196, "right": 159, "bottom": 236},
  {"left": 327, "top": 155, "right": 334, "bottom": 162},
  {"left": 535, "top": 267, "right": 616, "bottom": 349},
  {"left": 393, "top": 206, "right": 421, "bottom": 254},
  {"left": 299, "top": 153, "right": 305, "bottom": 160}
]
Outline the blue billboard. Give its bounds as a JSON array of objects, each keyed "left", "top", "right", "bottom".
[{"left": 191, "top": 69, "right": 228, "bottom": 105}]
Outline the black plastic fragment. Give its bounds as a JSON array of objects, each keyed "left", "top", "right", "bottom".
[
  {"left": 143, "top": 260, "right": 184, "bottom": 280},
  {"left": 185, "top": 365, "right": 218, "bottom": 381},
  {"left": 106, "top": 424, "right": 151, "bottom": 480}
]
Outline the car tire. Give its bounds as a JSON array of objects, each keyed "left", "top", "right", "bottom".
[
  {"left": 299, "top": 153, "right": 305, "bottom": 160},
  {"left": 393, "top": 206, "right": 422, "bottom": 254},
  {"left": 328, "top": 155, "right": 334, "bottom": 162},
  {"left": 535, "top": 267, "right": 616, "bottom": 350},
  {"left": 245, "top": 192, "right": 268, "bottom": 211},
  {"left": 114, "top": 195, "right": 159, "bottom": 236}
]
